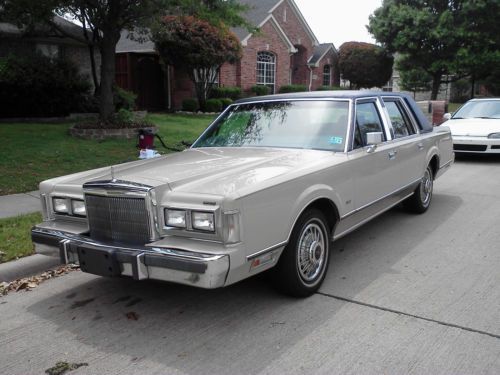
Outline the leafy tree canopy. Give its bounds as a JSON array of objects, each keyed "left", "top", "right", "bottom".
[
  {"left": 368, "top": 0, "right": 500, "bottom": 99},
  {"left": 0, "top": 0, "right": 251, "bottom": 121},
  {"left": 153, "top": 15, "right": 242, "bottom": 109},
  {"left": 338, "top": 41, "right": 393, "bottom": 89}
]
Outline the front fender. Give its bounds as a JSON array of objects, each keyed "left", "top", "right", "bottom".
[{"left": 286, "top": 184, "right": 341, "bottom": 242}]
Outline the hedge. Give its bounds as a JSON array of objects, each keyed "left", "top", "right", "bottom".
[{"left": 0, "top": 53, "right": 91, "bottom": 117}]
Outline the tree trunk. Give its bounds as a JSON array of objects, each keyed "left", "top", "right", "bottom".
[
  {"left": 430, "top": 74, "right": 442, "bottom": 100},
  {"left": 470, "top": 75, "right": 475, "bottom": 99},
  {"left": 99, "top": 31, "right": 120, "bottom": 121},
  {"left": 88, "top": 44, "right": 100, "bottom": 96}
]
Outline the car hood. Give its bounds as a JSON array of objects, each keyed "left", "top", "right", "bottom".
[
  {"left": 447, "top": 118, "right": 500, "bottom": 136},
  {"left": 47, "top": 148, "right": 339, "bottom": 197}
]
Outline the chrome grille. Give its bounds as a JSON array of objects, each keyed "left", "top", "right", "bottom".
[{"left": 85, "top": 194, "right": 151, "bottom": 245}]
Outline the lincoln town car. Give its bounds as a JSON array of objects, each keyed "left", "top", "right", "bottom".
[{"left": 32, "top": 91, "right": 454, "bottom": 296}]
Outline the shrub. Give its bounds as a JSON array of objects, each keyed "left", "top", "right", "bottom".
[
  {"left": 210, "top": 86, "right": 242, "bottom": 100},
  {"left": 112, "top": 108, "right": 134, "bottom": 124},
  {"left": 278, "top": 84, "right": 307, "bottom": 93},
  {"left": 182, "top": 98, "right": 199, "bottom": 112},
  {"left": 0, "top": 53, "right": 90, "bottom": 117},
  {"left": 114, "top": 86, "right": 137, "bottom": 111},
  {"left": 205, "top": 98, "right": 223, "bottom": 112},
  {"left": 251, "top": 85, "right": 270, "bottom": 96},
  {"left": 220, "top": 98, "right": 233, "bottom": 109},
  {"left": 316, "top": 85, "right": 344, "bottom": 91}
]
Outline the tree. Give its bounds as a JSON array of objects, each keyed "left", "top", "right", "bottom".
[
  {"left": 368, "top": 0, "right": 500, "bottom": 100},
  {"left": 397, "top": 56, "right": 431, "bottom": 98},
  {"left": 338, "top": 42, "right": 393, "bottom": 89},
  {"left": 0, "top": 0, "right": 251, "bottom": 122},
  {"left": 152, "top": 15, "right": 242, "bottom": 110}
]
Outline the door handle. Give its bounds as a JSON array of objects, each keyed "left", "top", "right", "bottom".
[
  {"left": 417, "top": 143, "right": 424, "bottom": 150},
  {"left": 388, "top": 150, "right": 397, "bottom": 160}
]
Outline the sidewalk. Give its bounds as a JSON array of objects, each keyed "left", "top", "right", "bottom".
[
  {"left": 0, "top": 190, "right": 60, "bottom": 282},
  {"left": 0, "top": 190, "right": 41, "bottom": 219}
]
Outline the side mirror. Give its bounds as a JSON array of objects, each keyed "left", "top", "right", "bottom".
[
  {"left": 366, "top": 132, "right": 383, "bottom": 145},
  {"left": 443, "top": 113, "right": 452, "bottom": 121},
  {"left": 365, "top": 132, "right": 383, "bottom": 153}
]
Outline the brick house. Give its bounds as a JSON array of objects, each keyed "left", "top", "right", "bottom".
[
  {"left": 115, "top": 0, "right": 339, "bottom": 110},
  {"left": 0, "top": 15, "right": 101, "bottom": 91}
]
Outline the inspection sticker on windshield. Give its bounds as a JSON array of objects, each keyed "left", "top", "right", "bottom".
[{"left": 329, "top": 136, "right": 343, "bottom": 145}]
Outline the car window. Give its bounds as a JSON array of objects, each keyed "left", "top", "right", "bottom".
[
  {"left": 453, "top": 100, "right": 500, "bottom": 119},
  {"left": 384, "top": 100, "right": 415, "bottom": 138},
  {"left": 354, "top": 102, "right": 386, "bottom": 148},
  {"left": 193, "top": 100, "right": 350, "bottom": 152}
]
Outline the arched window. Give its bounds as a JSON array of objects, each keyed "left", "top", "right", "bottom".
[
  {"left": 256, "top": 51, "right": 276, "bottom": 93},
  {"left": 323, "top": 65, "right": 332, "bottom": 87}
]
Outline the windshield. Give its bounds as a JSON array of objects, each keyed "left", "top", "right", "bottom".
[
  {"left": 192, "top": 100, "right": 350, "bottom": 152},
  {"left": 453, "top": 100, "right": 500, "bottom": 119}
]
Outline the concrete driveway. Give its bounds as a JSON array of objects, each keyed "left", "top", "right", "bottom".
[{"left": 1, "top": 154, "right": 499, "bottom": 375}]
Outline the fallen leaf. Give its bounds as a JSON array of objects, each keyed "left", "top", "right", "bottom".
[
  {"left": 126, "top": 311, "right": 139, "bottom": 321},
  {"left": 0, "top": 264, "right": 80, "bottom": 297},
  {"left": 45, "top": 361, "right": 88, "bottom": 375}
]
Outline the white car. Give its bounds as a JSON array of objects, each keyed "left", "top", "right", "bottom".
[
  {"left": 32, "top": 91, "right": 453, "bottom": 297},
  {"left": 444, "top": 98, "right": 500, "bottom": 153}
]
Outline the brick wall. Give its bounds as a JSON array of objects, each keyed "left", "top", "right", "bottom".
[
  {"left": 65, "top": 44, "right": 101, "bottom": 91},
  {"left": 272, "top": 1, "right": 316, "bottom": 87},
  {"left": 311, "top": 49, "right": 339, "bottom": 90},
  {"left": 237, "top": 21, "right": 291, "bottom": 94}
]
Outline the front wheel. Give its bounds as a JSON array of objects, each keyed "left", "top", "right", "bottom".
[
  {"left": 271, "top": 209, "right": 331, "bottom": 297},
  {"left": 404, "top": 165, "right": 434, "bottom": 214}
]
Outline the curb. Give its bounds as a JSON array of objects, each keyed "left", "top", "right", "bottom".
[{"left": 0, "top": 254, "right": 60, "bottom": 282}]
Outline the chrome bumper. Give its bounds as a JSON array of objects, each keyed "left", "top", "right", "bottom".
[{"left": 31, "top": 227, "right": 229, "bottom": 289}]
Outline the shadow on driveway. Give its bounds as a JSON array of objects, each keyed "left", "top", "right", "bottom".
[{"left": 25, "top": 193, "right": 463, "bottom": 374}]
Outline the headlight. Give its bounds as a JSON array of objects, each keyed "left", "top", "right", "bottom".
[
  {"left": 53, "top": 197, "right": 69, "bottom": 214},
  {"left": 71, "top": 199, "right": 86, "bottom": 217},
  {"left": 488, "top": 133, "right": 500, "bottom": 139},
  {"left": 192, "top": 211, "right": 215, "bottom": 232},
  {"left": 165, "top": 209, "right": 186, "bottom": 228}
]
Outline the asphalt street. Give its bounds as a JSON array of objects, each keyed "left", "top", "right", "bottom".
[{"left": 1, "top": 154, "right": 499, "bottom": 375}]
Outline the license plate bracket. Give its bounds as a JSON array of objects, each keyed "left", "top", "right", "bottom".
[{"left": 77, "top": 245, "right": 121, "bottom": 277}]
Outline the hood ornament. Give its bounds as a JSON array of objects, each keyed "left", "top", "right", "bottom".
[{"left": 110, "top": 166, "right": 116, "bottom": 182}]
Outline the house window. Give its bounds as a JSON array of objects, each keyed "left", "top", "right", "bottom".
[
  {"left": 256, "top": 51, "right": 276, "bottom": 93},
  {"left": 323, "top": 65, "right": 332, "bottom": 87},
  {"left": 36, "top": 43, "right": 60, "bottom": 58},
  {"left": 383, "top": 78, "right": 393, "bottom": 92}
]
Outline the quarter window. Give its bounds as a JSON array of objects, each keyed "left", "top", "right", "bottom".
[
  {"left": 354, "top": 102, "right": 386, "bottom": 148},
  {"left": 384, "top": 100, "right": 415, "bottom": 138},
  {"left": 256, "top": 52, "right": 276, "bottom": 93}
]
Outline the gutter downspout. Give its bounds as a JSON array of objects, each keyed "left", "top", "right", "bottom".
[
  {"left": 308, "top": 66, "right": 313, "bottom": 91},
  {"left": 167, "top": 65, "right": 172, "bottom": 110}
]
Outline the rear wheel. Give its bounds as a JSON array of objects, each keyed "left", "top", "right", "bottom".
[
  {"left": 271, "top": 209, "right": 331, "bottom": 297},
  {"left": 404, "top": 165, "right": 434, "bottom": 214}
]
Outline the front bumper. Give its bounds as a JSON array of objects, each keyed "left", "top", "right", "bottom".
[
  {"left": 31, "top": 227, "right": 230, "bottom": 289},
  {"left": 453, "top": 136, "right": 500, "bottom": 153}
]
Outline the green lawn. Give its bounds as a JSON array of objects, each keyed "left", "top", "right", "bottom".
[
  {"left": 0, "top": 212, "right": 42, "bottom": 263},
  {"left": 0, "top": 113, "right": 215, "bottom": 195},
  {"left": 448, "top": 102, "right": 463, "bottom": 113}
]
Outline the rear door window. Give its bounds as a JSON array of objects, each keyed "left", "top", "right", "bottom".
[{"left": 384, "top": 99, "right": 416, "bottom": 138}]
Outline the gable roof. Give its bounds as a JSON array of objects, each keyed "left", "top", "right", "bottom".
[
  {"left": 232, "top": 0, "right": 319, "bottom": 46},
  {"left": 0, "top": 15, "right": 86, "bottom": 43},
  {"left": 308, "top": 43, "right": 337, "bottom": 67},
  {"left": 116, "top": 30, "right": 156, "bottom": 54}
]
